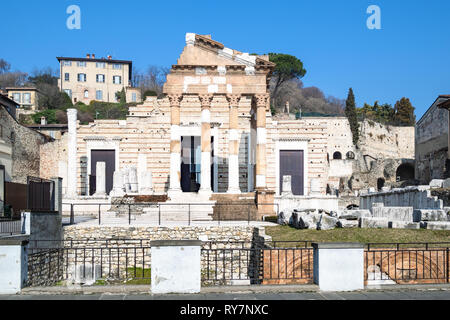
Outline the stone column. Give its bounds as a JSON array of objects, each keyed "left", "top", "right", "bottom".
[
  {"left": 199, "top": 94, "right": 214, "bottom": 195},
  {"left": 226, "top": 94, "right": 241, "bottom": 193},
  {"left": 168, "top": 94, "right": 183, "bottom": 194},
  {"left": 111, "top": 170, "right": 125, "bottom": 197},
  {"left": 66, "top": 109, "right": 78, "bottom": 198},
  {"left": 255, "top": 94, "right": 269, "bottom": 189},
  {"left": 129, "top": 166, "right": 138, "bottom": 193},
  {"left": 94, "top": 162, "right": 106, "bottom": 196}
]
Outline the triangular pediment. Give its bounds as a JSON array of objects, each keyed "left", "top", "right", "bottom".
[{"left": 175, "top": 33, "right": 275, "bottom": 69}]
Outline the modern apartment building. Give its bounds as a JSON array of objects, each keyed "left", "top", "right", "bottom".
[{"left": 57, "top": 54, "right": 141, "bottom": 104}]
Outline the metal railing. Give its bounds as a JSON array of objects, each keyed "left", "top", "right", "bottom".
[
  {"left": 365, "top": 243, "right": 450, "bottom": 284},
  {"left": 63, "top": 202, "right": 280, "bottom": 226},
  {"left": 0, "top": 217, "right": 22, "bottom": 235}
]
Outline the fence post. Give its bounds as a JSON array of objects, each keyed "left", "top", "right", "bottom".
[
  {"left": 128, "top": 204, "right": 131, "bottom": 225},
  {"left": 150, "top": 240, "right": 202, "bottom": 294},
  {"left": 98, "top": 204, "right": 101, "bottom": 225},
  {"left": 158, "top": 205, "right": 161, "bottom": 225},
  {"left": 70, "top": 204, "right": 74, "bottom": 225},
  {"left": 0, "top": 237, "right": 29, "bottom": 294},
  {"left": 312, "top": 242, "right": 364, "bottom": 291},
  {"left": 248, "top": 204, "right": 250, "bottom": 225},
  {"left": 188, "top": 204, "right": 191, "bottom": 226},
  {"left": 447, "top": 248, "right": 449, "bottom": 283}
]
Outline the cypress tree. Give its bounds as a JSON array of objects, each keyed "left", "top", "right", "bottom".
[
  {"left": 345, "top": 88, "right": 360, "bottom": 146},
  {"left": 393, "top": 97, "right": 416, "bottom": 126}
]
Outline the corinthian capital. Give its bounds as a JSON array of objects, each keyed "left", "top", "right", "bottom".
[
  {"left": 168, "top": 94, "right": 183, "bottom": 107},
  {"left": 254, "top": 94, "right": 270, "bottom": 107},
  {"left": 226, "top": 94, "right": 241, "bottom": 107},
  {"left": 198, "top": 94, "right": 214, "bottom": 107}
]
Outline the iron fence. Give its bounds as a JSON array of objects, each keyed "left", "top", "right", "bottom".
[
  {"left": 365, "top": 244, "right": 450, "bottom": 284},
  {"left": 63, "top": 202, "right": 280, "bottom": 226}
]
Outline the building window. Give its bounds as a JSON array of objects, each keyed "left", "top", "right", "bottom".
[
  {"left": 333, "top": 151, "right": 342, "bottom": 160},
  {"left": 12, "top": 93, "right": 21, "bottom": 103},
  {"left": 78, "top": 73, "right": 86, "bottom": 82},
  {"left": 84, "top": 90, "right": 89, "bottom": 98},
  {"left": 64, "top": 73, "right": 70, "bottom": 81},
  {"left": 62, "top": 60, "right": 72, "bottom": 66},
  {"left": 64, "top": 89, "right": 72, "bottom": 98},
  {"left": 96, "top": 62, "right": 105, "bottom": 68},
  {"left": 132, "top": 92, "right": 137, "bottom": 102},
  {"left": 77, "top": 61, "right": 87, "bottom": 67},
  {"left": 96, "top": 74, "right": 105, "bottom": 83},
  {"left": 96, "top": 90, "right": 103, "bottom": 100},
  {"left": 113, "top": 64, "right": 122, "bottom": 70},
  {"left": 113, "top": 76, "right": 122, "bottom": 84},
  {"left": 23, "top": 93, "right": 31, "bottom": 104}
]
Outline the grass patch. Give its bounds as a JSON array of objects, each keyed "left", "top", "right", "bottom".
[
  {"left": 266, "top": 226, "right": 450, "bottom": 247},
  {"left": 123, "top": 267, "right": 151, "bottom": 285}
]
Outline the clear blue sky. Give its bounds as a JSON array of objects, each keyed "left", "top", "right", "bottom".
[{"left": 2, "top": 0, "right": 450, "bottom": 119}]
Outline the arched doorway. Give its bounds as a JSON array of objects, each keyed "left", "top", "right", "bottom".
[
  {"left": 333, "top": 151, "right": 342, "bottom": 160},
  {"left": 396, "top": 163, "right": 415, "bottom": 181},
  {"left": 377, "top": 178, "right": 385, "bottom": 191}
]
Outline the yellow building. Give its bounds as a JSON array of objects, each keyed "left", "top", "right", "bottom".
[
  {"left": 57, "top": 54, "right": 141, "bottom": 104},
  {"left": 6, "top": 87, "right": 38, "bottom": 111}
]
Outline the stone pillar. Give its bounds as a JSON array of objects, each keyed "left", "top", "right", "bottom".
[
  {"left": 94, "top": 162, "right": 106, "bottom": 196},
  {"left": 281, "top": 175, "right": 293, "bottom": 196},
  {"left": 168, "top": 94, "right": 183, "bottom": 195},
  {"left": 129, "top": 166, "right": 138, "bottom": 193},
  {"left": 66, "top": 109, "right": 78, "bottom": 198},
  {"left": 151, "top": 240, "right": 202, "bottom": 294},
  {"left": 312, "top": 242, "right": 364, "bottom": 292},
  {"left": 199, "top": 94, "right": 214, "bottom": 195},
  {"left": 111, "top": 170, "right": 125, "bottom": 197},
  {"left": 254, "top": 94, "right": 269, "bottom": 189},
  {"left": 226, "top": 94, "right": 241, "bottom": 194},
  {"left": 0, "top": 237, "right": 29, "bottom": 294}
]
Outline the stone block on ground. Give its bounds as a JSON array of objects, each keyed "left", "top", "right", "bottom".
[
  {"left": 372, "top": 206, "right": 413, "bottom": 222},
  {"left": 340, "top": 209, "right": 371, "bottom": 220},
  {"left": 423, "top": 221, "right": 450, "bottom": 230},
  {"left": 277, "top": 211, "right": 289, "bottom": 225},
  {"left": 359, "top": 217, "right": 389, "bottom": 229},
  {"left": 337, "top": 220, "right": 359, "bottom": 228},
  {"left": 389, "top": 221, "right": 421, "bottom": 229},
  {"left": 299, "top": 213, "right": 322, "bottom": 230},
  {"left": 318, "top": 214, "right": 338, "bottom": 230},
  {"left": 429, "top": 179, "right": 444, "bottom": 188},
  {"left": 443, "top": 178, "right": 450, "bottom": 189},
  {"left": 413, "top": 209, "right": 447, "bottom": 222}
]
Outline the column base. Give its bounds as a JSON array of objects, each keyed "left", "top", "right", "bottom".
[
  {"left": 198, "top": 188, "right": 212, "bottom": 199},
  {"left": 226, "top": 188, "right": 241, "bottom": 194},
  {"left": 167, "top": 188, "right": 182, "bottom": 200}
]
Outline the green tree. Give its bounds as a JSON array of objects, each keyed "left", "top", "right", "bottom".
[
  {"left": 115, "top": 88, "right": 127, "bottom": 103},
  {"left": 393, "top": 97, "right": 416, "bottom": 126},
  {"left": 345, "top": 88, "right": 359, "bottom": 146},
  {"left": 31, "top": 109, "right": 58, "bottom": 124},
  {"left": 268, "top": 53, "right": 306, "bottom": 107}
]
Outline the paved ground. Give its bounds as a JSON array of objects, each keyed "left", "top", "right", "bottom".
[{"left": 3, "top": 284, "right": 449, "bottom": 300}]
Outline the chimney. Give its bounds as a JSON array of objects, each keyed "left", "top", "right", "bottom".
[
  {"left": 92, "top": 53, "right": 95, "bottom": 59},
  {"left": 41, "top": 116, "right": 47, "bottom": 125},
  {"left": 86, "top": 53, "right": 91, "bottom": 59}
]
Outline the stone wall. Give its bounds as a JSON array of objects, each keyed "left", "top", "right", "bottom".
[
  {"left": 40, "top": 133, "right": 68, "bottom": 190},
  {"left": 415, "top": 97, "right": 449, "bottom": 183},
  {"left": 0, "top": 106, "right": 51, "bottom": 184}
]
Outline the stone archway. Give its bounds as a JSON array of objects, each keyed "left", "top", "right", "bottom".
[{"left": 333, "top": 151, "right": 342, "bottom": 160}]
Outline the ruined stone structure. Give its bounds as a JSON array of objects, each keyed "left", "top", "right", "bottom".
[
  {"left": 415, "top": 95, "right": 450, "bottom": 183},
  {"left": 39, "top": 33, "right": 416, "bottom": 220}
]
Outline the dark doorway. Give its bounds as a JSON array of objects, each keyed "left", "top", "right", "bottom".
[
  {"left": 396, "top": 163, "right": 415, "bottom": 181},
  {"left": 280, "top": 150, "right": 304, "bottom": 195},
  {"left": 181, "top": 136, "right": 201, "bottom": 192},
  {"left": 90, "top": 150, "right": 115, "bottom": 195},
  {"left": 377, "top": 178, "right": 385, "bottom": 191}
]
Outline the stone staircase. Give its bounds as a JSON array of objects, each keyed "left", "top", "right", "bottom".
[{"left": 140, "top": 192, "right": 215, "bottom": 222}]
